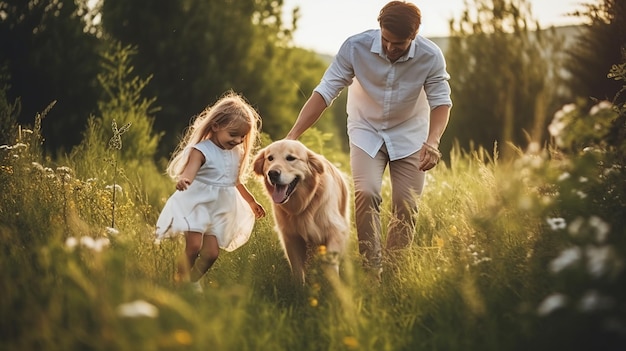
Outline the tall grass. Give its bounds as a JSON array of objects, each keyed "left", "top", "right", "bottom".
[{"left": 1, "top": 105, "right": 624, "bottom": 351}]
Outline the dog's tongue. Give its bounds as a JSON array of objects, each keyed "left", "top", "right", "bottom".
[{"left": 271, "top": 184, "right": 288, "bottom": 203}]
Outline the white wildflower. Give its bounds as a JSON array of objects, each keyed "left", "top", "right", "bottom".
[
  {"left": 106, "top": 184, "right": 123, "bottom": 194},
  {"left": 106, "top": 227, "right": 120, "bottom": 236},
  {"left": 568, "top": 217, "right": 585, "bottom": 237},
  {"left": 557, "top": 172, "right": 570, "bottom": 182},
  {"left": 80, "top": 236, "right": 95, "bottom": 248},
  {"left": 65, "top": 237, "right": 79, "bottom": 250},
  {"left": 537, "top": 293, "right": 568, "bottom": 316},
  {"left": 548, "top": 105, "right": 576, "bottom": 146},
  {"left": 582, "top": 146, "right": 596, "bottom": 154},
  {"left": 547, "top": 119, "right": 566, "bottom": 140},
  {"left": 603, "top": 165, "right": 620, "bottom": 177},
  {"left": 575, "top": 190, "right": 587, "bottom": 199},
  {"left": 527, "top": 142, "right": 541, "bottom": 154},
  {"left": 546, "top": 217, "right": 566, "bottom": 231},
  {"left": 549, "top": 247, "right": 582, "bottom": 274},
  {"left": 31, "top": 162, "right": 44, "bottom": 172},
  {"left": 589, "top": 101, "right": 612, "bottom": 116},
  {"left": 56, "top": 166, "right": 73, "bottom": 177},
  {"left": 116, "top": 300, "right": 159, "bottom": 318},
  {"left": 578, "top": 176, "right": 588, "bottom": 183},
  {"left": 578, "top": 290, "right": 613, "bottom": 312},
  {"left": 93, "top": 238, "right": 110, "bottom": 251},
  {"left": 561, "top": 103, "right": 576, "bottom": 114},
  {"left": 585, "top": 245, "right": 614, "bottom": 279},
  {"left": 79, "top": 236, "right": 110, "bottom": 252},
  {"left": 588, "top": 216, "right": 610, "bottom": 243}
]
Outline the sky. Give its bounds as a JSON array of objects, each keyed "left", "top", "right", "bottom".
[{"left": 281, "top": 0, "right": 588, "bottom": 55}]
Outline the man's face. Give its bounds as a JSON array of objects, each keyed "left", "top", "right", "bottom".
[{"left": 380, "top": 27, "right": 414, "bottom": 62}]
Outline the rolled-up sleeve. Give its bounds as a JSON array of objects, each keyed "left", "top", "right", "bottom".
[
  {"left": 314, "top": 40, "right": 355, "bottom": 106},
  {"left": 424, "top": 49, "right": 452, "bottom": 109}
]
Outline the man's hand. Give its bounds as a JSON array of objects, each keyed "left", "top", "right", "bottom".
[{"left": 418, "top": 142, "right": 442, "bottom": 171}]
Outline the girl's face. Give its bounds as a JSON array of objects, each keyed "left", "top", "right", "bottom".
[{"left": 210, "top": 122, "right": 250, "bottom": 150}]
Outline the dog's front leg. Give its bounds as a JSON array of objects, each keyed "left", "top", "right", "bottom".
[
  {"left": 325, "top": 234, "right": 346, "bottom": 269},
  {"left": 283, "top": 235, "right": 307, "bottom": 285}
]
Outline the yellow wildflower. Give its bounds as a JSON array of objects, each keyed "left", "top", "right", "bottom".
[
  {"left": 172, "top": 329, "right": 192, "bottom": 345},
  {"left": 343, "top": 336, "right": 359, "bottom": 349},
  {"left": 318, "top": 245, "right": 327, "bottom": 255}
]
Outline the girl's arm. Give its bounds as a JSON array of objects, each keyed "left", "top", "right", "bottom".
[
  {"left": 236, "top": 183, "right": 266, "bottom": 219},
  {"left": 176, "top": 148, "right": 204, "bottom": 191}
]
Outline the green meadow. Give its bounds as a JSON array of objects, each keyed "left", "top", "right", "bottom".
[{"left": 1, "top": 100, "right": 624, "bottom": 351}]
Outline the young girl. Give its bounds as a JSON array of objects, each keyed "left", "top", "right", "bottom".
[{"left": 155, "top": 91, "right": 266, "bottom": 292}]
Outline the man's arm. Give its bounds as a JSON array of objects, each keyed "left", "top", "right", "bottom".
[
  {"left": 285, "top": 92, "right": 328, "bottom": 140},
  {"left": 419, "top": 105, "right": 450, "bottom": 171},
  {"left": 426, "top": 105, "right": 450, "bottom": 147}
]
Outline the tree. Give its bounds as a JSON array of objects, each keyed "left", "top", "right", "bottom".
[
  {"left": 0, "top": 63, "right": 19, "bottom": 145},
  {"left": 444, "top": 0, "right": 565, "bottom": 158},
  {"left": 0, "top": 0, "right": 101, "bottom": 152},
  {"left": 98, "top": 0, "right": 331, "bottom": 156},
  {"left": 564, "top": 0, "right": 626, "bottom": 106}
]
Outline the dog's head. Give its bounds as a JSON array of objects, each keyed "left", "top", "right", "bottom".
[{"left": 253, "top": 140, "right": 325, "bottom": 204}]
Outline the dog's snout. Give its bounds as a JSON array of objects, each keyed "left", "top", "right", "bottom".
[{"left": 268, "top": 169, "right": 280, "bottom": 183}]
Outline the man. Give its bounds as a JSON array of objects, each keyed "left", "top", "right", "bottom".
[{"left": 285, "top": 1, "right": 452, "bottom": 277}]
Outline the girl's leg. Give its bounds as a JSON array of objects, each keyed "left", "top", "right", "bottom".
[
  {"left": 189, "top": 234, "right": 219, "bottom": 282},
  {"left": 178, "top": 231, "right": 203, "bottom": 281}
]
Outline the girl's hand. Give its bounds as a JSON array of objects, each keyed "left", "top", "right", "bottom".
[
  {"left": 176, "top": 177, "right": 192, "bottom": 191},
  {"left": 250, "top": 201, "right": 266, "bottom": 219}
]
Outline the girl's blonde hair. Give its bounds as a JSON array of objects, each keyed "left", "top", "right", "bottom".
[{"left": 166, "top": 91, "right": 261, "bottom": 182}]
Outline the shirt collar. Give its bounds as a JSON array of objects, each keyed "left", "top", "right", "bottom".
[{"left": 370, "top": 30, "right": 417, "bottom": 63}]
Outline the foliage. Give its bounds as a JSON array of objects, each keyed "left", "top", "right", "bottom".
[
  {"left": 606, "top": 52, "right": 626, "bottom": 161},
  {"left": 2, "top": 1, "right": 626, "bottom": 350},
  {"left": 0, "top": 0, "right": 335, "bottom": 158},
  {"left": 64, "top": 42, "right": 167, "bottom": 219},
  {"left": 547, "top": 66, "right": 626, "bottom": 162},
  {"left": 0, "top": 0, "right": 102, "bottom": 151},
  {"left": 564, "top": 0, "right": 626, "bottom": 107},
  {"left": 97, "top": 0, "right": 332, "bottom": 156},
  {"left": 547, "top": 100, "right": 619, "bottom": 153},
  {"left": 2, "top": 94, "right": 625, "bottom": 350},
  {"left": 444, "top": 0, "right": 565, "bottom": 159},
  {"left": 94, "top": 42, "right": 162, "bottom": 162},
  {"left": 0, "top": 63, "right": 19, "bottom": 145},
  {"left": 538, "top": 92, "right": 626, "bottom": 350}
]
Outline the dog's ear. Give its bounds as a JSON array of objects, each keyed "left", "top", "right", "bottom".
[
  {"left": 307, "top": 151, "right": 326, "bottom": 175},
  {"left": 252, "top": 148, "right": 266, "bottom": 175}
]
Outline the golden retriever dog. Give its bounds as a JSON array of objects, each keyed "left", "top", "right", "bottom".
[{"left": 253, "top": 140, "right": 350, "bottom": 284}]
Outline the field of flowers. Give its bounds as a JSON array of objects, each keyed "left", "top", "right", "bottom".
[{"left": 0, "top": 102, "right": 624, "bottom": 351}]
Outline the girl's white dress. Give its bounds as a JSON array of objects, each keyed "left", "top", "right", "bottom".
[{"left": 155, "top": 140, "right": 255, "bottom": 252}]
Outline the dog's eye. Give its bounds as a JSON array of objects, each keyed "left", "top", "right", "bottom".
[
  {"left": 286, "top": 155, "right": 296, "bottom": 161},
  {"left": 268, "top": 155, "right": 274, "bottom": 161}
]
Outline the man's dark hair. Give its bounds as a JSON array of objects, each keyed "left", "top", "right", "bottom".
[{"left": 377, "top": 1, "right": 421, "bottom": 39}]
